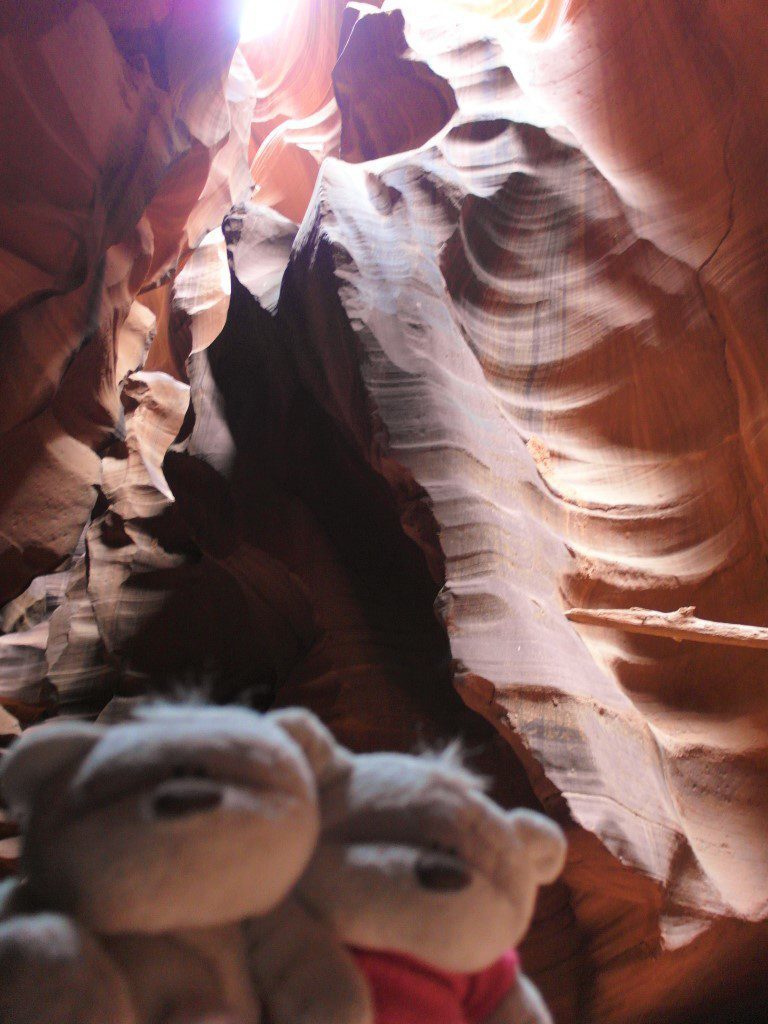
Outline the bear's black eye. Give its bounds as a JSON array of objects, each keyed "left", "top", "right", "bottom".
[
  {"left": 427, "top": 841, "right": 459, "bottom": 858},
  {"left": 416, "top": 851, "right": 472, "bottom": 891},
  {"left": 169, "top": 764, "right": 210, "bottom": 780}
]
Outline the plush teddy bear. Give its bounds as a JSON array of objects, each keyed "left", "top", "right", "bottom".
[
  {"left": 249, "top": 738, "right": 566, "bottom": 1024},
  {"left": 0, "top": 701, "right": 342, "bottom": 1024}
]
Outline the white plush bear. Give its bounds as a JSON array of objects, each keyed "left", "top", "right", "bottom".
[
  {"left": 0, "top": 702, "right": 340, "bottom": 1024},
  {"left": 249, "top": 737, "right": 566, "bottom": 1024}
]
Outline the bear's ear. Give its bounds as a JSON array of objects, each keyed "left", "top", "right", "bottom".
[
  {"left": 95, "top": 696, "right": 146, "bottom": 724},
  {"left": 270, "top": 708, "right": 353, "bottom": 786},
  {"left": 1, "top": 722, "right": 102, "bottom": 817},
  {"left": 508, "top": 809, "right": 567, "bottom": 884}
]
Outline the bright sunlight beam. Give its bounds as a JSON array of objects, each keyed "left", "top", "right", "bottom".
[{"left": 240, "top": 0, "right": 298, "bottom": 40}]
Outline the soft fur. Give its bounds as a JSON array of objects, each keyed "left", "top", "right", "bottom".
[
  {"left": 0, "top": 708, "right": 565, "bottom": 1024},
  {"left": 0, "top": 913, "right": 136, "bottom": 1024},
  {"left": 0, "top": 702, "right": 338, "bottom": 1024},
  {"left": 250, "top": 743, "right": 566, "bottom": 1024}
]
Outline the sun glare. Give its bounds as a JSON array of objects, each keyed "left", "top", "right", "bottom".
[{"left": 240, "top": 0, "right": 297, "bottom": 40}]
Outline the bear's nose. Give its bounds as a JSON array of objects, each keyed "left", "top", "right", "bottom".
[
  {"left": 151, "top": 778, "right": 223, "bottom": 818},
  {"left": 415, "top": 852, "right": 472, "bottom": 891}
]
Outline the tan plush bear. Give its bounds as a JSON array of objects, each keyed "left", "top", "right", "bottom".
[
  {"left": 249, "top": 738, "right": 565, "bottom": 1024},
  {"left": 0, "top": 702, "right": 339, "bottom": 1024}
]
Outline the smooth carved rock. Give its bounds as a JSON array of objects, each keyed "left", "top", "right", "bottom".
[
  {"left": 274, "top": 2, "right": 768, "bottom": 1016},
  {"left": 0, "top": 0, "right": 246, "bottom": 605},
  {"left": 1, "top": 225, "right": 252, "bottom": 709},
  {"left": 334, "top": 6, "right": 457, "bottom": 162},
  {"left": 242, "top": 0, "right": 358, "bottom": 222},
  {"left": 158, "top": 203, "right": 581, "bottom": 1018},
  {"left": 71, "top": 235, "right": 280, "bottom": 700}
]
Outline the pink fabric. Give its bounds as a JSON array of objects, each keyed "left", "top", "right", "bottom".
[{"left": 350, "top": 946, "right": 520, "bottom": 1024}]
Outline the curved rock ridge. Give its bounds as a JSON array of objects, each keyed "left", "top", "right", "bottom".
[
  {"left": 268, "top": 0, "right": 768, "bottom": 1016},
  {"left": 161, "top": 202, "right": 582, "bottom": 1019},
  {"left": 0, "top": 0, "right": 553, "bottom": 683},
  {"left": 0, "top": 0, "right": 252, "bottom": 610},
  {"left": 243, "top": 0, "right": 568, "bottom": 223},
  {"left": 447, "top": 0, "right": 570, "bottom": 41},
  {"left": 0, "top": 226, "right": 243, "bottom": 712},
  {"left": 304, "top": 0, "right": 768, "bottom": 925},
  {"left": 242, "top": 0, "right": 357, "bottom": 221},
  {"left": 333, "top": 6, "right": 457, "bottom": 163},
  {"left": 239, "top": 0, "right": 567, "bottom": 225}
]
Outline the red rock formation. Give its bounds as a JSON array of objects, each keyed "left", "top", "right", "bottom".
[
  {"left": 2, "top": 1, "right": 768, "bottom": 1021},
  {"left": 271, "top": 1, "right": 768, "bottom": 1017},
  {"left": 242, "top": 0, "right": 356, "bottom": 221},
  {"left": 0, "top": 0, "right": 247, "bottom": 607},
  {"left": 333, "top": 5, "right": 457, "bottom": 162}
]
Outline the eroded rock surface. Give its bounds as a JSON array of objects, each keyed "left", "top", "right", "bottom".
[
  {"left": 275, "top": 2, "right": 768, "bottom": 1017},
  {"left": 0, "top": 0, "right": 247, "bottom": 606}
]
